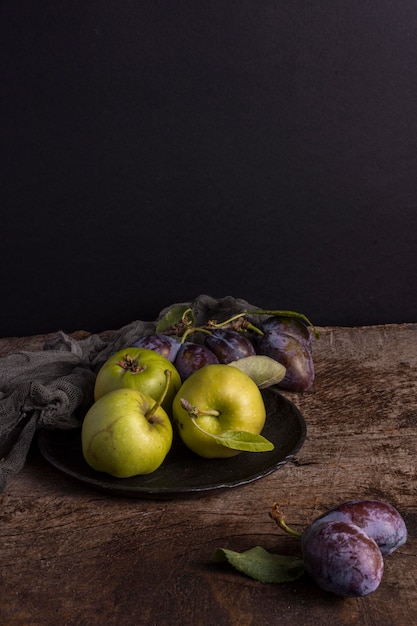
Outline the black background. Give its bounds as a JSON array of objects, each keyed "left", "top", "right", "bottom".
[{"left": 1, "top": 1, "right": 416, "bottom": 338}]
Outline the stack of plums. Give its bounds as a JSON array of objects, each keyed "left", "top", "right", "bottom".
[
  {"left": 134, "top": 315, "right": 315, "bottom": 392},
  {"left": 273, "top": 499, "right": 408, "bottom": 597}
]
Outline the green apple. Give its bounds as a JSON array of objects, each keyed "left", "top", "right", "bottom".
[
  {"left": 81, "top": 387, "right": 173, "bottom": 477},
  {"left": 172, "top": 364, "right": 267, "bottom": 459},
  {"left": 94, "top": 347, "right": 181, "bottom": 414}
]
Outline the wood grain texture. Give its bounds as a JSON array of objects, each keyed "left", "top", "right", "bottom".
[{"left": 1, "top": 324, "right": 416, "bottom": 625}]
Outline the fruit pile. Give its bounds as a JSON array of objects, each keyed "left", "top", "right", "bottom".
[
  {"left": 81, "top": 305, "right": 317, "bottom": 477},
  {"left": 135, "top": 305, "right": 316, "bottom": 392},
  {"left": 271, "top": 499, "right": 407, "bottom": 596},
  {"left": 215, "top": 499, "right": 407, "bottom": 598}
]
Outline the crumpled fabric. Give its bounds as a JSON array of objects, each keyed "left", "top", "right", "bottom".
[{"left": 0, "top": 294, "right": 256, "bottom": 492}]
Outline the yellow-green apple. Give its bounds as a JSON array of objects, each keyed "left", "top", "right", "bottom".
[
  {"left": 81, "top": 388, "right": 173, "bottom": 477},
  {"left": 172, "top": 364, "right": 268, "bottom": 458},
  {"left": 94, "top": 347, "right": 181, "bottom": 414}
]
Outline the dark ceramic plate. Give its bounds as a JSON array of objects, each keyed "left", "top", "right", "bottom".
[{"left": 37, "top": 387, "right": 306, "bottom": 498}]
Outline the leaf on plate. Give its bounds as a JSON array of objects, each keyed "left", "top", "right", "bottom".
[
  {"left": 228, "top": 355, "right": 286, "bottom": 389},
  {"left": 213, "top": 546, "right": 305, "bottom": 583},
  {"left": 214, "top": 430, "right": 274, "bottom": 452}
]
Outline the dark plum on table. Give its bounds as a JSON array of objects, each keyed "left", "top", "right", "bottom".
[
  {"left": 310, "top": 500, "right": 407, "bottom": 556},
  {"left": 301, "top": 520, "right": 384, "bottom": 597}
]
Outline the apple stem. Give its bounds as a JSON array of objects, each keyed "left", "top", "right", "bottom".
[
  {"left": 146, "top": 370, "right": 172, "bottom": 420},
  {"left": 180, "top": 398, "right": 220, "bottom": 418},
  {"left": 269, "top": 502, "right": 302, "bottom": 538}
]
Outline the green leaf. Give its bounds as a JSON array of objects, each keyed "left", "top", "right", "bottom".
[
  {"left": 156, "top": 304, "right": 193, "bottom": 333},
  {"left": 189, "top": 415, "right": 274, "bottom": 452},
  {"left": 228, "top": 355, "right": 286, "bottom": 389},
  {"left": 213, "top": 546, "right": 305, "bottom": 583},
  {"left": 189, "top": 413, "right": 274, "bottom": 452},
  {"left": 214, "top": 429, "right": 274, "bottom": 452}
]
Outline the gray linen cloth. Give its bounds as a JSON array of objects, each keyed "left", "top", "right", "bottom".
[{"left": 0, "top": 295, "right": 255, "bottom": 492}]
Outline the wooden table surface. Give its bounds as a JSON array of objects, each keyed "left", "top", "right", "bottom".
[{"left": 1, "top": 324, "right": 416, "bottom": 626}]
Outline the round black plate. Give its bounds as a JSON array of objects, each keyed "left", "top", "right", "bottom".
[{"left": 37, "top": 388, "right": 306, "bottom": 498}]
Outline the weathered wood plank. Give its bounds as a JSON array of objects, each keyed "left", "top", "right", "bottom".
[{"left": 0, "top": 324, "right": 416, "bottom": 625}]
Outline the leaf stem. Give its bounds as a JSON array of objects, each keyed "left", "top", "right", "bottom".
[
  {"left": 248, "top": 309, "right": 320, "bottom": 338},
  {"left": 213, "top": 312, "right": 249, "bottom": 327},
  {"left": 190, "top": 415, "right": 217, "bottom": 437},
  {"left": 180, "top": 326, "right": 212, "bottom": 344}
]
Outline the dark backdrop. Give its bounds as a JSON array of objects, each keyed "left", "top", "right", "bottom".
[{"left": 1, "top": 1, "right": 416, "bottom": 338}]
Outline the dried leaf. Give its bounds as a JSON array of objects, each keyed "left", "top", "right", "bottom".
[{"left": 228, "top": 355, "right": 286, "bottom": 388}]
